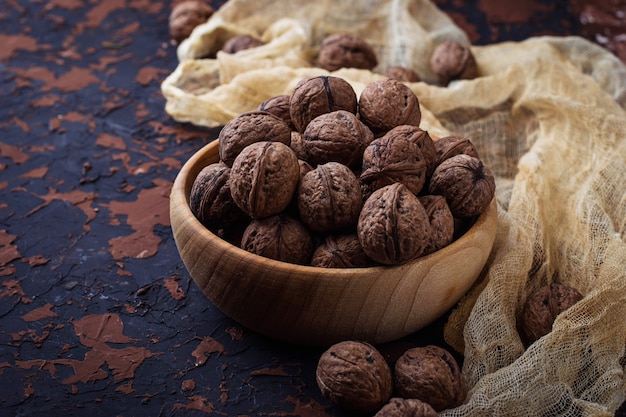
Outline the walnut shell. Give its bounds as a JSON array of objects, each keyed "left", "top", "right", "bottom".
[
  {"left": 428, "top": 154, "right": 495, "bottom": 218},
  {"left": 418, "top": 195, "right": 454, "bottom": 254},
  {"left": 218, "top": 111, "right": 292, "bottom": 166},
  {"left": 387, "top": 126, "right": 437, "bottom": 179},
  {"left": 189, "top": 162, "right": 245, "bottom": 230},
  {"left": 394, "top": 345, "right": 466, "bottom": 411},
  {"left": 290, "top": 131, "right": 306, "bottom": 160},
  {"left": 434, "top": 135, "right": 480, "bottom": 166},
  {"left": 519, "top": 283, "right": 584, "bottom": 345},
  {"left": 297, "top": 162, "right": 363, "bottom": 233},
  {"left": 302, "top": 110, "right": 374, "bottom": 168},
  {"left": 230, "top": 141, "right": 300, "bottom": 219},
  {"left": 360, "top": 129, "right": 428, "bottom": 195},
  {"left": 374, "top": 398, "right": 438, "bottom": 417},
  {"left": 357, "top": 183, "right": 432, "bottom": 265},
  {"left": 383, "top": 66, "right": 421, "bottom": 82},
  {"left": 317, "top": 33, "right": 378, "bottom": 72},
  {"left": 316, "top": 341, "right": 393, "bottom": 414},
  {"left": 241, "top": 214, "right": 313, "bottom": 264},
  {"left": 221, "top": 34, "right": 264, "bottom": 53},
  {"left": 257, "top": 95, "right": 294, "bottom": 130},
  {"left": 169, "top": 1, "right": 214, "bottom": 44},
  {"left": 311, "top": 234, "right": 375, "bottom": 268},
  {"left": 358, "top": 78, "right": 421, "bottom": 134},
  {"left": 430, "top": 40, "right": 478, "bottom": 86},
  {"left": 290, "top": 76, "right": 358, "bottom": 133}
]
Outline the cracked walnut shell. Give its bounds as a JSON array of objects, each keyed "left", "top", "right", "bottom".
[
  {"left": 394, "top": 345, "right": 466, "bottom": 412},
  {"left": 359, "top": 78, "right": 421, "bottom": 134},
  {"left": 430, "top": 40, "right": 478, "bottom": 86},
  {"left": 428, "top": 154, "right": 495, "bottom": 219},
  {"left": 189, "top": 162, "right": 245, "bottom": 231},
  {"left": 317, "top": 33, "right": 378, "bottom": 72},
  {"left": 357, "top": 183, "right": 432, "bottom": 265},
  {"left": 302, "top": 110, "right": 374, "bottom": 168},
  {"left": 316, "top": 340, "right": 393, "bottom": 414},
  {"left": 241, "top": 214, "right": 313, "bottom": 265},
  {"left": 289, "top": 75, "right": 358, "bottom": 133},
  {"left": 360, "top": 128, "right": 428, "bottom": 195},
  {"left": 519, "top": 283, "right": 583, "bottom": 345},
  {"left": 297, "top": 162, "right": 363, "bottom": 233},
  {"left": 218, "top": 111, "right": 292, "bottom": 166},
  {"left": 230, "top": 141, "right": 300, "bottom": 219},
  {"left": 375, "top": 398, "right": 437, "bottom": 417},
  {"left": 169, "top": 1, "right": 214, "bottom": 44}
]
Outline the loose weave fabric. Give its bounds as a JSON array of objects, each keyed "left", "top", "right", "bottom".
[{"left": 162, "top": 0, "right": 626, "bottom": 415}]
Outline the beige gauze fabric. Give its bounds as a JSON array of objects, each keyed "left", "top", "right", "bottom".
[{"left": 162, "top": 0, "right": 626, "bottom": 415}]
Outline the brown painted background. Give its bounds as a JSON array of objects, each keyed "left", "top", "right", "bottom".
[{"left": 1, "top": 0, "right": 624, "bottom": 416}]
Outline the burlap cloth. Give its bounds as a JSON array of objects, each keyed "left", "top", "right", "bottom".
[{"left": 162, "top": 0, "right": 626, "bottom": 415}]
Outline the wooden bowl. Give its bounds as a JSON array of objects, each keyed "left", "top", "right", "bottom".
[{"left": 170, "top": 140, "right": 498, "bottom": 346}]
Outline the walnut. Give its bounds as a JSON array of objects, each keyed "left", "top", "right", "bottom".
[
  {"left": 375, "top": 398, "right": 438, "bottom": 417},
  {"left": 434, "top": 135, "right": 480, "bottom": 166},
  {"left": 169, "top": 1, "right": 214, "bottom": 44},
  {"left": 317, "top": 33, "right": 378, "bottom": 72},
  {"left": 289, "top": 76, "right": 358, "bottom": 133},
  {"left": 297, "top": 162, "right": 363, "bottom": 233},
  {"left": 360, "top": 128, "right": 428, "bottom": 195},
  {"left": 389, "top": 126, "right": 437, "bottom": 178},
  {"left": 230, "top": 141, "right": 300, "bottom": 219},
  {"left": 357, "top": 183, "right": 432, "bottom": 265},
  {"left": 302, "top": 110, "right": 374, "bottom": 168},
  {"left": 257, "top": 95, "right": 294, "bottom": 130},
  {"left": 189, "top": 162, "right": 245, "bottom": 231},
  {"left": 290, "top": 131, "right": 307, "bottom": 160},
  {"left": 430, "top": 40, "right": 478, "bottom": 86},
  {"left": 311, "top": 234, "right": 375, "bottom": 268},
  {"left": 218, "top": 111, "right": 292, "bottom": 166},
  {"left": 418, "top": 195, "right": 455, "bottom": 255},
  {"left": 241, "top": 214, "right": 313, "bottom": 264},
  {"left": 428, "top": 154, "right": 495, "bottom": 218},
  {"left": 519, "top": 283, "right": 584, "bottom": 345},
  {"left": 358, "top": 78, "right": 421, "bottom": 134},
  {"left": 394, "top": 345, "right": 466, "bottom": 412},
  {"left": 298, "top": 159, "right": 313, "bottom": 182},
  {"left": 383, "top": 66, "right": 421, "bottom": 82},
  {"left": 316, "top": 341, "right": 393, "bottom": 414},
  {"left": 221, "top": 34, "right": 265, "bottom": 53}
]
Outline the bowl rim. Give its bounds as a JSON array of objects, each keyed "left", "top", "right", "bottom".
[{"left": 171, "top": 139, "right": 498, "bottom": 275}]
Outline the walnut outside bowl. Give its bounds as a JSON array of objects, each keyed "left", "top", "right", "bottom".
[{"left": 170, "top": 140, "right": 498, "bottom": 346}]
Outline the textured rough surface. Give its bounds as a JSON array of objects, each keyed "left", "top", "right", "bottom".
[
  {"left": 419, "top": 195, "right": 455, "bottom": 254},
  {"left": 302, "top": 110, "right": 374, "bottom": 168},
  {"left": 230, "top": 141, "right": 300, "bottom": 218},
  {"left": 221, "top": 34, "right": 265, "bottom": 53},
  {"left": 358, "top": 79, "right": 422, "bottom": 134},
  {"left": 189, "top": 162, "right": 245, "bottom": 230},
  {"left": 357, "top": 183, "right": 432, "bottom": 265},
  {"left": 258, "top": 95, "right": 295, "bottom": 130},
  {"left": 383, "top": 66, "right": 421, "bottom": 82},
  {"left": 290, "top": 76, "right": 358, "bottom": 133},
  {"left": 361, "top": 129, "right": 428, "bottom": 195},
  {"left": 394, "top": 345, "right": 466, "bottom": 412},
  {"left": 310, "top": 234, "right": 375, "bottom": 268},
  {"left": 374, "top": 398, "right": 438, "bottom": 417},
  {"left": 297, "top": 162, "right": 363, "bottom": 233},
  {"left": 241, "top": 214, "right": 313, "bottom": 264},
  {"left": 519, "top": 283, "right": 584, "bottom": 345},
  {"left": 433, "top": 136, "right": 480, "bottom": 166},
  {"left": 428, "top": 154, "right": 495, "bottom": 218},
  {"left": 317, "top": 33, "right": 378, "bottom": 71},
  {"left": 430, "top": 40, "right": 478, "bottom": 86},
  {"left": 218, "top": 111, "right": 292, "bottom": 166},
  {"left": 316, "top": 341, "right": 393, "bottom": 414},
  {"left": 169, "top": 1, "right": 215, "bottom": 43}
]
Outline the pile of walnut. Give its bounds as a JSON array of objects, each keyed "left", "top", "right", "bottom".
[
  {"left": 316, "top": 340, "right": 465, "bottom": 415},
  {"left": 189, "top": 75, "right": 495, "bottom": 267}
]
